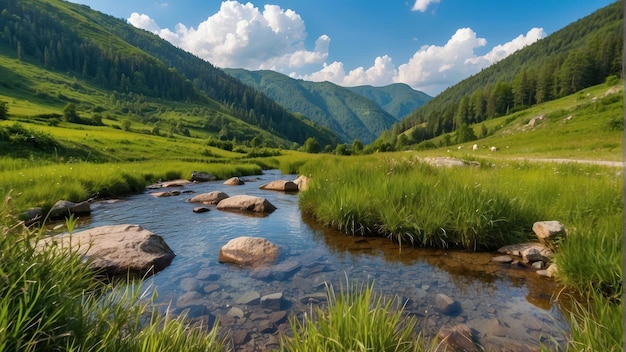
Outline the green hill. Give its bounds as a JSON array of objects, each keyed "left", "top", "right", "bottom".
[
  {"left": 225, "top": 69, "right": 420, "bottom": 144},
  {"left": 0, "top": 0, "right": 339, "bottom": 148}
]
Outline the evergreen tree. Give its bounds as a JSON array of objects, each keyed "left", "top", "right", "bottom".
[
  {"left": 62, "top": 103, "right": 79, "bottom": 123},
  {"left": 0, "top": 101, "right": 8, "bottom": 119}
]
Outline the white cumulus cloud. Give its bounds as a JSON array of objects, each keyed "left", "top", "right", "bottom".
[
  {"left": 128, "top": 1, "right": 328, "bottom": 71},
  {"left": 411, "top": 0, "right": 441, "bottom": 12},
  {"left": 128, "top": 12, "right": 160, "bottom": 33},
  {"left": 300, "top": 27, "right": 545, "bottom": 95},
  {"left": 466, "top": 27, "right": 547, "bottom": 67}
]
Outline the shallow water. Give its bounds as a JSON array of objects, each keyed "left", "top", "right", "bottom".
[{"left": 75, "top": 170, "right": 569, "bottom": 351}]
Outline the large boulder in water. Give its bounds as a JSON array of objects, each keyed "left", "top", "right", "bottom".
[
  {"left": 219, "top": 236, "right": 279, "bottom": 267},
  {"left": 191, "top": 171, "right": 217, "bottom": 182},
  {"left": 216, "top": 195, "right": 276, "bottom": 213},
  {"left": 259, "top": 180, "right": 298, "bottom": 192},
  {"left": 189, "top": 191, "right": 229, "bottom": 205},
  {"left": 223, "top": 177, "right": 244, "bottom": 186},
  {"left": 37, "top": 224, "right": 175, "bottom": 277},
  {"left": 49, "top": 200, "right": 91, "bottom": 220}
]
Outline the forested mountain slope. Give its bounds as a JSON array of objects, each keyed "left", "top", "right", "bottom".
[
  {"left": 0, "top": 0, "right": 339, "bottom": 147},
  {"left": 377, "top": 0, "right": 622, "bottom": 148}
]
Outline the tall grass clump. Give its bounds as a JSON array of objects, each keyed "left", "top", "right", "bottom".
[
  {"left": 299, "top": 155, "right": 539, "bottom": 250},
  {"left": 281, "top": 278, "right": 431, "bottom": 352},
  {"left": 0, "top": 195, "right": 227, "bottom": 351},
  {"left": 548, "top": 288, "right": 623, "bottom": 352}
]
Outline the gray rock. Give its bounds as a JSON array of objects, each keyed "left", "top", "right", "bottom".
[
  {"left": 259, "top": 180, "right": 299, "bottom": 192},
  {"left": 37, "top": 224, "right": 174, "bottom": 277},
  {"left": 249, "top": 267, "right": 273, "bottom": 280},
  {"left": 160, "top": 179, "right": 191, "bottom": 187},
  {"left": 536, "top": 263, "right": 558, "bottom": 278},
  {"left": 180, "top": 278, "right": 200, "bottom": 292},
  {"left": 191, "top": 171, "right": 217, "bottom": 182},
  {"left": 189, "top": 191, "right": 229, "bottom": 205},
  {"left": 268, "top": 311, "right": 288, "bottom": 325},
  {"left": 484, "top": 318, "right": 509, "bottom": 337},
  {"left": 531, "top": 261, "right": 544, "bottom": 269},
  {"left": 176, "top": 291, "right": 205, "bottom": 307},
  {"left": 204, "top": 284, "right": 221, "bottom": 294},
  {"left": 236, "top": 291, "right": 261, "bottom": 305},
  {"left": 258, "top": 320, "right": 275, "bottom": 333},
  {"left": 437, "top": 324, "right": 477, "bottom": 352},
  {"left": 261, "top": 292, "right": 283, "bottom": 310},
  {"left": 226, "top": 307, "right": 245, "bottom": 319},
  {"left": 150, "top": 190, "right": 181, "bottom": 197},
  {"left": 424, "top": 157, "right": 480, "bottom": 168},
  {"left": 436, "top": 293, "right": 461, "bottom": 315},
  {"left": 196, "top": 270, "right": 219, "bottom": 281},
  {"left": 532, "top": 221, "right": 566, "bottom": 245},
  {"left": 19, "top": 207, "right": 43, "bottom": 225},
  {"left": 232, "top": 330, "right": 250, "bottom": 345},
  {"left": 49, "top": 200, "right": 91, "bottom": 219},
  {"left": 521, "top": 245, "right": 553, "bottom": 263},
  {"left": 216, "top": 195, "right": 276, "bottom": 213},
  {"left": 193, "top": 207, "right": 210, "bottom": 213},
  {"left": 272, "top": 260, "right": 302, "bottom": 281},
  {"left": 219, "top": 237, "right": 280, "bottom": 267},
  {"left": 293, "top": 276, "right": 313, "bottom": 291},
  {"left": 223, "top": 177, "right": 244, "bottom": 185},
  {"left": 498, "top": 242, "right": 553, "bottom": 263}
]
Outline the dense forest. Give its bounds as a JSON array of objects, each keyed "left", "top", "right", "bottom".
[
  {"left": 0, "top": 0, "right": 339, "bottom": 147},
  {"left": 378, "top": 1, "right": 622, "bottom": 148}
]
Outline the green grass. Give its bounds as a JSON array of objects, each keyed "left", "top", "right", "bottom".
[
  {"left": 0, "top": 159, "right": 264, "bottom": 212},
  {"left": 420, "top": 82, "right": 623, "bottom": 161},
  {"left": 281, "top": 278, "right": 434, "bottom": 352},
  {"left": 560, "top": 290, "right": 623, "bottom": 352},
  {"left": 0, "top": 198, "right": 227, "bottom": 352}
]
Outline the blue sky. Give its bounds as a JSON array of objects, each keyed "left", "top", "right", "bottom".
[{"left": 69, "top": 0, "right": 616, "bottom": 96}]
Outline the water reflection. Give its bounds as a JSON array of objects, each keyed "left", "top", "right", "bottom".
[{"left": 65, "top": 170, "right": 569, "bottom": 351}]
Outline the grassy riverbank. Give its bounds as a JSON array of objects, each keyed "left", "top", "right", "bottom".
[
  {"left": 0, "top": 158, "right": 265, "bottom": 212},
  {"left": 298, "top": 153, "right": 622, "bottom": 350}
]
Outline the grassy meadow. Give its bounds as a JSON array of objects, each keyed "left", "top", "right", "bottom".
[{"left": 0, "top": 75, "right": 622, "bottom": 350}]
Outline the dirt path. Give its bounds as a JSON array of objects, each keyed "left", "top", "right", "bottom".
[{"left": 514, "top": 158, "right": 623, "bottom": 168}]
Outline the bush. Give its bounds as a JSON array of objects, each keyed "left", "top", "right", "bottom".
[{"left": 607, "top": 116, "right": 623, "bottom": 131}]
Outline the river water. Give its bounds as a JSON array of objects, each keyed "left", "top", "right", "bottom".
[{"left": 77, "top": 169, "right": 569, "bottom": 351}]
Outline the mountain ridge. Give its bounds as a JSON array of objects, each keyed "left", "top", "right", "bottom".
[{"left": 225, "top": 69, "right": 431, "bottom": 144}]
